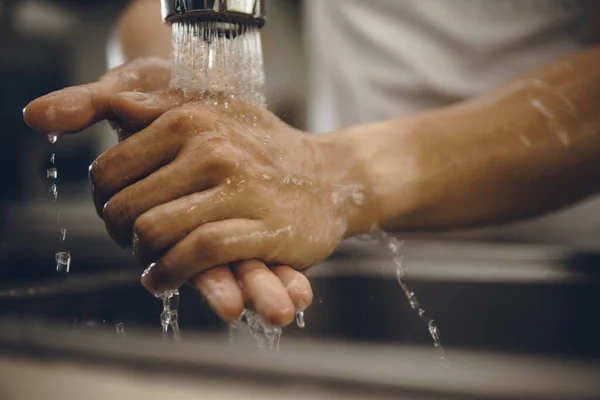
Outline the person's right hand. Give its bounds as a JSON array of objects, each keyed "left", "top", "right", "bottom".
[{"left": 23, "top": 57, "right": 315, "bottom": 327}]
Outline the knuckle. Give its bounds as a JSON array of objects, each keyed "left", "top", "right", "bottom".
[
  {"left": 164, "top": 107, "right": 195, "bottom": 135},
  {"left": 164, "top": 104, "right": 217, "bottom": 135},
  {"left": 102, "top": 197, "right": 131, "bottom": 237},
  {"left": 133, "top": 214, "right": 163, "bottom": 252},
  {"left": 204, "top": 146, "right": 238, "bottom": 175}
]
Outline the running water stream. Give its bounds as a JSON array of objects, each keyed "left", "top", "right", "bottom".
[{"left": 159, "top": 20, "right": 277, "bottom": 343}]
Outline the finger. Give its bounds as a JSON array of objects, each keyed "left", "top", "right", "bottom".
[
  {"left": 23, "top": 57, "right": 170, "bottom": 135},
  {"left": 141, "top": 219, "right": 291, "bottom": 294},
  {"left": 234, "top": 260, "right": 296, "bottom": 327},
  {"left": 88, "top": 106, "right": 193, "bottom": 217},
  {"left": 272, "top": 266, "right": 313, "bottom": 312},
  {"left": 192, "top": 266, "right": 244, "bottom": 323},
  {"left": 132, "top": 185, "right": 259, "bottom": 266},
  {"left": 104, "top": 159, "right": 225, "bottom": 249},
  {"left": 90, "top": 104, "right": 226, "bottom": 217}
]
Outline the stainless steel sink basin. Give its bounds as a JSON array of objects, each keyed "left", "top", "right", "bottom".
[
  {"left": 1, "top": 238, "right": 599, "bottom": 358},
  {"left": 1, "top": 318, "right": 599, "bottom": 400},
  {"left": 2, "top": 235, "right": 600, "bottom": 398}
]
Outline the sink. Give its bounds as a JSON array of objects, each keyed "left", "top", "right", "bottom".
[{"left": 1, "top": 238, "right": 599, "bottom": 358}]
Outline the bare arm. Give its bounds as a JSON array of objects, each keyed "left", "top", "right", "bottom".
[
  {"left": 325, "top": 46, "right": 600, "bottom": 234},
  {"left": 109, "top": 2, "right": 600, "bottom": 233}
]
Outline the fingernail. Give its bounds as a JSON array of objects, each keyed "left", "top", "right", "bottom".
[
  {"left": 141, "top": 261, "right": 171, "bottom": 294},
  {"left": 141, "top": 263, "right": 156, "bottom": 292}
]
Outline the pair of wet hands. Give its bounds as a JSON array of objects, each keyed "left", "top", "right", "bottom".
[{"left": 23, "top": 57, "right": 351, "bottom": 327}]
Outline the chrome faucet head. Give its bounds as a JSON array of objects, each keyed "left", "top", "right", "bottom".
[{"left": 161, "top": 0, "right": 267, "bottom": 28}]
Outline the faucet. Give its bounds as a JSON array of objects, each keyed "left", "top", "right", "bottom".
[{"left": 161, "top": 0, "right": 267, "bottom": 28}]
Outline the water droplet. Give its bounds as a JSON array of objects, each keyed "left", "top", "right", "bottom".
[
  {"left": 116, "top": 322, "right": 125, "bottom": 335},
  {"left": 46, "top": 168, "right": 57, "bottom": 179},
  {"left": 428, "top": 320, "right": 440, "bottom": 341},
  {"left": 295, "top": 310, "right": 305, "bottom": 328},
  {"left": 60, "top": 227, "right": 67, "bottom": 241},
  {"left": 131, "top": 232, "right": 139, "bottom": 255},
  {"left": 50, "top": 153, "right": 55, "bottom": 164},
  {"left": 48, "top": 184, "right": 58, "bottom": 201},
  {"left": 55, "top": 252, "right": 71, "bottom": 274},
  {"left": 47, "top": 134, "right": 58, "bottom": 144}
]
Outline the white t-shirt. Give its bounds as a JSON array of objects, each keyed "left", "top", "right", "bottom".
[{"left": 305, "top": 0, "right": 600, "bottom": 246}]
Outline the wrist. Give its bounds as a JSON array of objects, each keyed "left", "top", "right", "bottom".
[
  {"left": 310, "top": 117, "right": 427, "bottom": 237},
  {"left": 309, "top": 127, "right": 384, "bottom": 238}
]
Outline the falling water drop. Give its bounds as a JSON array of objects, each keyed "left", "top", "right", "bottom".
[
  {"left": 46, "top": 168, "right": 57, "bottom": 179},
  {"left": 60, "top": 227, "right": 67, "bottom": 241},
  {"left": 116, "top": 322, "right": 125, "bottom": 336},
  {"left": 429, "top": 320, "right": 440, "bottom": 344},
  {"left": 50, "top": 153, "right": 55, "bottom": 164},
  {"left": 55, "top": 252, "right": 71, "bottom": 274},
  {"left": 47, "top": 134, "right": 58, "bottom": 144},
  {"left": 295, "top": 310, "right": 305, "bottom": 328},
  {"left": 48, "top": 184, "right": 58, "bottom": 201}
]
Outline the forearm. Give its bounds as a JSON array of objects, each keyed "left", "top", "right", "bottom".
[
  {"left": 109, "top": 0, "right": 170, "bottom": 65},
  {"left": 328, "top": 45, "right": 600, "bottom": 233}
]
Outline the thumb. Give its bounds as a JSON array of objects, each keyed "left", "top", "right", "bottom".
[{"left": 23, "top": 57, "right": 170, "bottom": 136}]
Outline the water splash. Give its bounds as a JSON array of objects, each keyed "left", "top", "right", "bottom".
[
  {"left": 377, "top": 230, "right": 449, "bottom": 366},
  {"left": 229, "top": 309, "right": 281, "bottom": 351}
]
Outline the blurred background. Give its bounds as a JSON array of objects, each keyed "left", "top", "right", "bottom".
[{"left": 0, "top": 0, "right": 599, "bottom": 370}]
